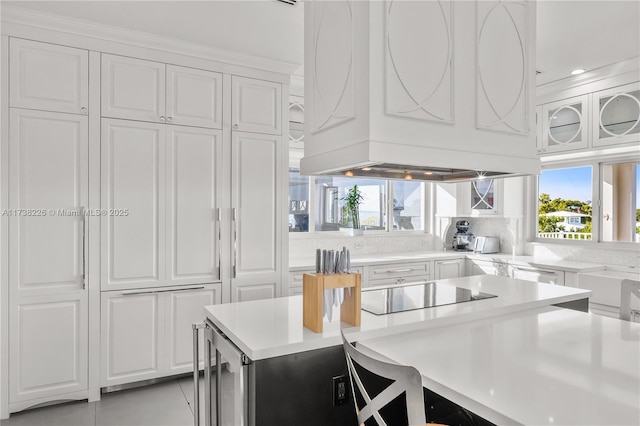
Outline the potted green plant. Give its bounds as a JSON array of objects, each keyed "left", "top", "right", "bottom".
[{"left": 342, "top": 185, "right": 364, "bottom": 236}]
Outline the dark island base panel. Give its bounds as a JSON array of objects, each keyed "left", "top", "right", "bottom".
[
  {"left": 553, "top": 298, "right": 589, "bottom": 312},
  {"left": 252, "top": 345, "right": 493, "bottom": 426},
  {"left": 253, "top": 346, "right": 357, "bottom": 425}
]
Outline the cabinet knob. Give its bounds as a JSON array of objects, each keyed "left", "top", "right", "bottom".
[
  {"left": 81, "top": 107, "right": 87, "bottom": 114},
  {"left": 233, "top": 124, "right": 239, "bottom": 129},
  {"left": 160, "top": 116, "right": 166, "bottom": 123},
  {"left": 167, "top": 116, "right": 173, "bottom": 122}
]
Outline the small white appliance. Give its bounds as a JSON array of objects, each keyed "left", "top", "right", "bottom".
[{"left": 473, "top": 236, "right": 500, "bottom": 254}]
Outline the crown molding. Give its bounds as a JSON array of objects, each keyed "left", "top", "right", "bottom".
[
  {"left": 536, "top": 56, "right": 640, "bottom": 100},
  {"left": 0, "top": 5, "right": 301, "bottom": 77}
]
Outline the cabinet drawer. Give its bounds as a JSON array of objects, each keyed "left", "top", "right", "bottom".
[
  {"left": 368, "top": 276, "right": 431, "bottom": 288},
  {"left": 370, "top": 262, "right": 429, "bottom": 280}
]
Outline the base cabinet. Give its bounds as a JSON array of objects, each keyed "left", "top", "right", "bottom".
[
  {"left": 9, "top": 293, "right": 88, "bottom": 407},
  {"left": 433, "top": 259, "right": 465, "bottom": 280},
  {"left": 101, "top": 284, "right": 221, "bottom": 387}
]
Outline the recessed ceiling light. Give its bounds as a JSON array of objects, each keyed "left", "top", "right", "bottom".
[
  {"left": 344, "top": 170, "right": 353, "bottom": 177},
  {"left": 362, "top": 167, "right": 372, "bottom": 171},
  {"left": 423, "top": 171, "right": 433, "bottom": 175},
  {"left": 570, "top": 69, "right": 585, "bottom": 75},
  {"left": 404, "top": 173, "right": 413, "bottom": 180}
]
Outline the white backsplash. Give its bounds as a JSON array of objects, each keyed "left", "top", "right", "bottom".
[
  {"left": 289, "top": 233, "right": 436, "bottom": 259},
  {"left": 525, "top": 243, "right": 640, "bottom": 268}
]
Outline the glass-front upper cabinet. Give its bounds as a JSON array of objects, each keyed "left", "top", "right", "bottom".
[
  {"left": 289, "top": 95, "right": 304, "bottom": 149},
  {"left": 541, "top": 95, "right": 589, "bottom": 153},
  {"left": 470, "top": 179, "right": 497, "bottom": 214},
  {"left": 592, "top": 82, "right": 640, "bottom": 147}
]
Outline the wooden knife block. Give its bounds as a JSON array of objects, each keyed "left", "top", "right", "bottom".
[{"left": 302, "top": 273, "right": 361, "bottom": 333}]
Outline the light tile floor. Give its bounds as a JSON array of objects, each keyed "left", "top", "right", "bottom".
[{"left": 1, "top": 374, "right": 208, "bottom": 426}]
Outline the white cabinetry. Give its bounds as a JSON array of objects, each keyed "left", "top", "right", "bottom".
[
  {"left": 10, "top": 38, "right": 88, "bottom": 115},
  {"left": 101, "top": 54, "right": 222, "bottom": 129},
  {"left": 541, "top": 95, "right": 589, "bottom": 154},
  {"left": 433, "top": 259, "right": 465, "bottom": 280},
  {"left": 231, "top": 132, "right": 283, "bottom": 302},
  {"left": 467, "top": 259, "right": 510, "bottom": 277},
  {"left": 436, "top": 176, "right": 525, "bottom": 217},
  {"left": 511, "top": 265, "right": 565, "bottom": 285},
  {"left": 368, "top": 262, "right": 430, "bottom": 288},
  {"left": 101, "top": 119, "right": 222, "bottom": 291},
  {"left": 8, "top": 107, "right": 89, "bottom": 407},
  {"left": 592, "top": 82, "right": 640, "bottom": 147},
  {"left": 232, "top": 76, "right": 281, "bottom": 135},
  {"left": 101, "top": 284, "right": 221, "bottom": 387}
]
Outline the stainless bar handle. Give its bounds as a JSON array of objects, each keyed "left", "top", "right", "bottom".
[
  {"left": 216, "top": 208, "right": 221, "bottom": 280},
  {"left": 216, "top": 348, "right": 222, "bottom": 426},
  {"left": 232, "top": 208, "right": 237, "bottom": 279},
  {"left": 512, "top": 266, "right": 558, "bottom": 275},
  {"left": 81, "top": 207, "right": 86, "bottom": 289},
  {"left": 204, "top": 326, "right": 212, "bottom": 426},
  {"left": 377, "top": 268, "right": 414, "bottom": 274},
  {"left": 121, "top": 286, "right": 206, "bottom": 296},
  {"left": 192, "top": 323, "right": 205, "bottom": 426},
  {"left": 437, "top": 260, "right": 461, "bottom": 265}
]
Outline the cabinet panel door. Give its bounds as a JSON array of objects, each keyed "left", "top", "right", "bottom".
[
  {"left": 167, "top": 285, "right": 221, "bottom": 373},
  {"left": 101, "top": 54, "right": 165, "bottom": 123},
  {"left": 232, "top": 76, "right": 281, "bottom": 135},
  {"left": 542, "top": 95, "right": 589, "bottom": 153},
  {"left": 10, "top": 38, "right": 88, "bottom": 114},
  {"left": 9, "top": 109, "right": 88, "bottom": 296},
  {"left": 234, "top": 283, "right": 277, "bottom": 302},
  {"left": 592, "top": 82, "right": 640, "bottom": 147},
  {"left": 101, "top": 119, "right": 166, "bottom": 290},
  {"left": 101, "top": 292, "right": 164, "bottom": 386},
  {"left": 10, "top": 293, "right": 88, "bottom": 402},
  {"left": 167, "top": 127, "right": 222, "bottom": 284},
  {"left": 166, "top": 65, "right": 222, "bottom": 129},
  {"left": 231, "top": 132, "right": 281, "bottom": 299},
  {"left": 434, "top": 259, "right": 464, "bottom": 280}
]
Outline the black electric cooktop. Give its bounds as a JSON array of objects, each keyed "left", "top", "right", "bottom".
[{"left": 361, "top": 282, "right": 497, "bottom": 315}]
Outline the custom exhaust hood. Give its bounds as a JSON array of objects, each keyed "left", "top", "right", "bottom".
[{"left": 301, "top": 0, "right": 541, "bottom": 182}]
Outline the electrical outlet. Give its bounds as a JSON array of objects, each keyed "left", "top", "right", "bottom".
[{"left": 332, "top": 375, "right": 348, "bottom": 406}]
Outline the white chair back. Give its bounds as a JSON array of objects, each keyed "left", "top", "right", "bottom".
[{"left": 341, "top": 331, "right": 426, "bottom": 426}]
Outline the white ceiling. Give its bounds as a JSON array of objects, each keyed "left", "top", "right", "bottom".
[
  {"left": 3, "top": 0, "right": 639, "bottom": 86},
  {"left": 536, "top": 0, "right": 640, "bottom": 85}
]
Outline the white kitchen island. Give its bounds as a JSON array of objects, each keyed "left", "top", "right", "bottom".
[
  {"left": 357, "top": 306, "right": 640, "bottom": 425},
  {"left": 202, "top": 275, "right": 591, "bottom": 426}
]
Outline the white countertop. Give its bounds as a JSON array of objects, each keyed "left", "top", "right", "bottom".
[
  {"left": 358, "top": 307, "right": 640, "bottom": 426},
  {"left": 289, "top": 251, "right": 607, "bottom": 273},
  {"left": 204, "top": 275, "right": 591, "bottom": 360}
]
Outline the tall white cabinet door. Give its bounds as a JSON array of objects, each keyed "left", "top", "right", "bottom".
[
  {"left": 167, "top": 126, "right": 222, "bottom": 284},
  {"left": 166, "top": 285, "right": 221, "bottom": 373},
  {"left": 231, "top": 76, "right": 281, "bottom": 135},
  {"left": 8, "top": 109, "right": 88, "bottom": 403},
  {"left": 9, "top": 109, "right": 88, "bottom": 296},
  {"left": 101, "top": 291, "right": 164, "bottom": 386},
  {"left": 101, "top": 119, "right": 166, "bottom": 290},
  {"left": 166, "top": 65, "right": 222, "bottom": 129},
  {"left": 231, "top": 132, "right": 281, "bottom": 302},
  {"left": 10, "top": 293, "right": 88, "bottom": 403},
  {"left": 101, "top": 54, "right": 166, "bottom": 123},
  {"left": 10, "top": 38, "right": 89, "bottom": 115}
]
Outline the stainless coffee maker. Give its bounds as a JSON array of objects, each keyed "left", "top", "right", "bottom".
[{"left": 452, "top": 220, "right": 474, "bottom": 251}]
